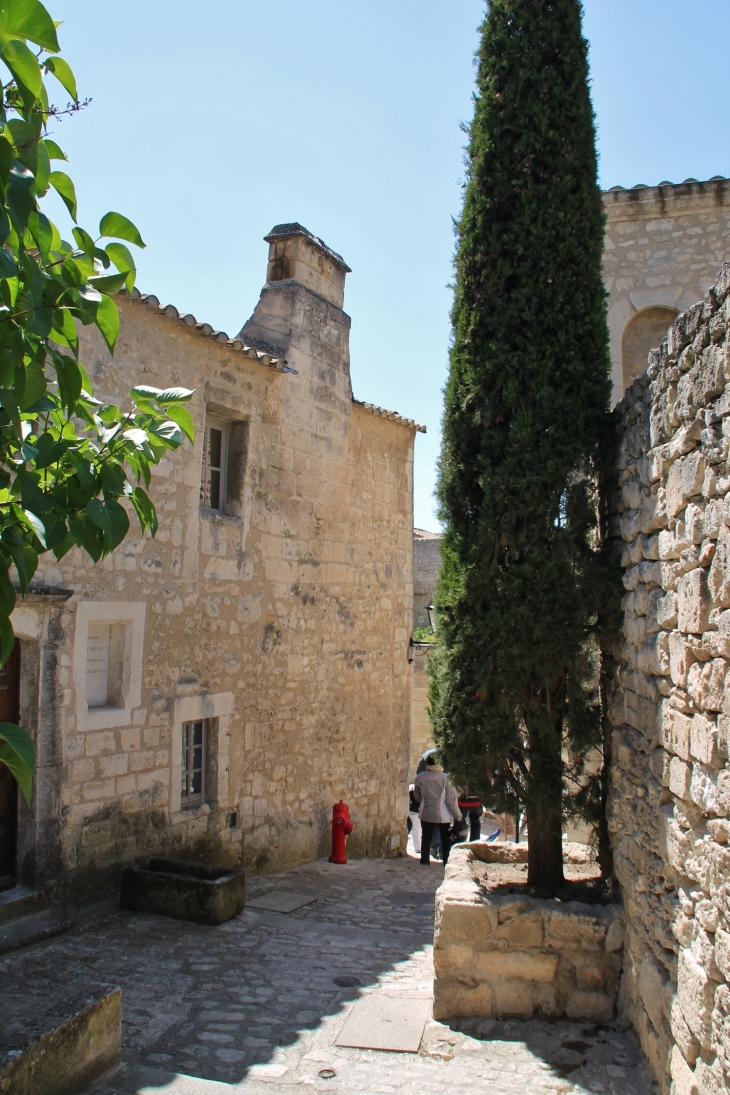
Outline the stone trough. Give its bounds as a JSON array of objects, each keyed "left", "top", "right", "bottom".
[
  {"left": 120, "top": 857, "right": 246, "bottom": 925},
  {"left": 433, "top": 844, "right": 624, "bottom": 1023}
]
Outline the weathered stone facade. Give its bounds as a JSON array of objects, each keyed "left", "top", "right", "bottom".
[
  {"left": 603, "top": 177, "right": 730, "bottom": 406},
  {"left": 413, "top": 528, "right": 441, "bottom": 631},
  {"left": 8, "top": 224, "right": 424, "bottom": 899},
  {"left": 609, "top": 264, "right": 730, "bottom": 1093}
]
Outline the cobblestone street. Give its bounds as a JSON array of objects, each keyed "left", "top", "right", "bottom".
[{"left": 2, "top": 856, "right": 654, "bottom": 1094}]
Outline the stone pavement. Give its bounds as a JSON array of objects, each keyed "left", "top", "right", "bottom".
[{"left": 0, "top": 855, "right": 656, "bottom": 1094}]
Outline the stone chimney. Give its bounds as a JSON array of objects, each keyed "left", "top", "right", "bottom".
[
  {"left": 238, "top": 224, "right": 352, "bottom": 383},
  {"left": 264, "top": 223, "right": 350, "bottom": 309}
]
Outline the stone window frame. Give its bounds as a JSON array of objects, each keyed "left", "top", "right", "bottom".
[
  {"left": 199, "top": 407, "right": 250, "bottom": 523},
  {"left": 73, "top": 601, "right": 145, "bottom": 732},
  {"left": 180, "top": 718, "right": 208, "bottom": 810},
  {"left": 171, "top": 691, "right": 233, "bottom": 818}
]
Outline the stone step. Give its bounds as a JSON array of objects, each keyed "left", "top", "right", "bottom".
[
  {"left": 0, "top": 884, "right": 43, "bottom": 926},
  {"left": 0, "top": 908, "right": 73, "bottom": 956}
]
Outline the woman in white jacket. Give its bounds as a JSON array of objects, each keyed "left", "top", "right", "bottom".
[{"left": 413, "top": 753, "right": 462, "bottom": 866}]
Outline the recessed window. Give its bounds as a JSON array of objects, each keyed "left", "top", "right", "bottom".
[
  {"left": 201, "top": 417, "right": 228, "bottom": 514},
  {"left": 85, "top": 622, "right": 127, "bottom": 709},
  {"left": 200, "top": 414, "right": 249, "bottom": 518},
  {"left": 181, "top": 719, "right": 207, "bottom": 809}
]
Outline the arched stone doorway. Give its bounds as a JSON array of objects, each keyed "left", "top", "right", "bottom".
[{"left": 622, "top": 306, "right": 679, "bottom": 392}]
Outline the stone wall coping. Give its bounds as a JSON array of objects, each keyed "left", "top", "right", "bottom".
[{"left": 603, "top": 176, "right": 730, "bottom": 222}]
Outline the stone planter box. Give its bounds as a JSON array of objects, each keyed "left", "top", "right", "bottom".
[
  {"left": 433, "top": 845, "right": 624, "bottom": 1023},
  {"left": 121, "top": 857, "right": 245, "bottom": 925}
]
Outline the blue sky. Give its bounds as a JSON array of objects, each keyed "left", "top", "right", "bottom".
[{"left": 47, "top": 1, "right": 730, "bottom": 530}]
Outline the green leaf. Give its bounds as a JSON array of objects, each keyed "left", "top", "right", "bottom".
[
  {"left": 165, "top": 402, "right": 195, "bottom": 443},
  {"left": 0, "top": 134, "right": 12, "bottom": 189},
  {"left": 89, "top": 270, "right": 127, "bottom": 295},
  {"left": 55, "top": 353, "right": 82, "bottom": 411},
  {"left": 22, "top": 508, "right": 46, "bottom": 546},
  {"left": 14, "top": 358, "right": 46, "bottom": 410},
  {"left": 130, "top": 384, "right": 162, "bottom": 400},
  {"left": 6, "top": 161, "right": 34, "bottom": 233},
  {"left": 94, "top": 293, "right": 119, "bottom": 354},
  {"left": 99, "top": 211, "right": 145, "bottom": 248},
  {"left": 105, "top": 241, "right": 135, "bottom": 292},
  {"left": 152, "top": 420, "right": 183, "bottom": 445},
  {"left": 68, "top": 514, "right": 102, "bottom": 562},
  {"left": 85, "top": 497, "right": 129, "bottom": 553},
  {"left": 129, "top": 487, "right": 157, "bottom": 535},
  {"left": 154, "top": 387, "right": 195, "bottom": 404},
  {"left": 44, "top": 138, "right": 66, "bottom": 160},
  {"left": 0, "top": 722, "right": 35, "bottom": 806},
  {"left": 0, "top": 245, "right": 17, "bottom": 278},
  {"left": 0, "top": 0, "right": 59, "bottom": 52},
  {"left": 49, "top": 170, "right": 77, "bottom": 221},
  {"left": 44, "top": 55, "right": 77, "bottom": 101},
  {"left": 2, "top": 37, "right": 42, "bottom": 99}
]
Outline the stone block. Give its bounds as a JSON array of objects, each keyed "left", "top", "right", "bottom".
[
  {"left": 494, "top": 911, "right": 543, "bottom": 949},
  {"left": 479, "top": 949, "right": 558, "bottom": 984},
  {"left": 709, "top": 525, "right": 730, "bottom": 606},
  {"left": 669, "top": 633, "right": 697, "bottom": 689},
  {"left": 565, "top": 991, "right": 614, "bottom": 1023},
  {"left": 0, "top": 985, "right": 121, "bottom": 1095},
  {"left": 493, "top": 979, "right": 536, "bottom": 1019},
  {"left": 716, "top": 929, "right": 730, "bottom": 980},
  {"left": 672, "top": 1045, "right": 700, "bottom": 1095},
  {"left": 691, "top": 714, "right": 724, "bottom": 767},
  {"left": 667, "top": 451, "right": 706, "bottom": 519},
  {"left": 656, "top": 590, "right": 679, "bottom": 629},
  {"left": 678, "top": 568, "right": 711, "bottom": 633},
  {"left": 690, "top": 763, "right": 719, "bottom": 815},
  {"left": 670, "top": 756, "right": 693, "bottom": 800},
  {"left": 687, "top": 659, "right": 727, "bottom": 711},
  {"left": 120, "top": 857, "right": 246, "bottom": 925},
  {"left": 545, "top": 909, "right": 606, "bottom": 952},
  {"left": 677, "top": 948, "right": 719, "bottom": 1050},
  {"left": 671, "top": 995, "right": 700, "bottom": 1067},
  {"left": 663, "top": 708, "right": 693, "bottom": 759}
]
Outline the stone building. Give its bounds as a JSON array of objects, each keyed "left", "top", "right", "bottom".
[
  {"left": 609, "top": 264, "right": 730, "bottom": 1093},
  {"left": 604, "top": 176, "right": 730, "bottom": 405},
  {"left": 1, "top": 223, "right": 425, "bottom": 900}
]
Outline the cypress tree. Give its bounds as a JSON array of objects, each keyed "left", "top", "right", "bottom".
[{"left": 430, "top": 0, "right": 613, "bottom": 893}]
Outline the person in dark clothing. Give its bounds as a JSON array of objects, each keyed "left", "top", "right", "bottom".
[{"left": 457, "top": 791, "right": 484, "bottom": 841}]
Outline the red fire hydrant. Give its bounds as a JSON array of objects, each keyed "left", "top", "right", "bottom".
[{"left": 329, "top": 800, "right": 354, "bottom": 864}]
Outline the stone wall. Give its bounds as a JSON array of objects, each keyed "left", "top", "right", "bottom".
[
  {"left": 413, "top": 529, "right": 441, "bottom": 631},
  {"left": 10, "top": 224, "right": 423, "bottom": 898},
  {"left": 603, "top": 177, "right": 730, "bottom": 407},
  {"left": 409, "top": 644, "right": 433, "bottom": 780},
  {"left": 433, "top": 845, "right": 624, "bottom": 1024},
  {"left": 609, "top": 263, "right": 730, "bottom": 1094}
]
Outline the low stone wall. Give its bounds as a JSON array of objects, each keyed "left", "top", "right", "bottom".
[
  {"left": 609, "top": 263, "right": 730, "bottom": 1093},
  {"left": 0, "top": 984, "right": 120, "bottom": 1095},
  {"left": 433, "top": 845, "right": 624, "bottom": 1023}
]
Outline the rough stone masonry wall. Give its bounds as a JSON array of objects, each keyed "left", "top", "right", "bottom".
[
  {"left": 11, "top": 227, "right": 419, "bottom": 899},
  {"left": 609, "top": 263, "right": 730, "bottom": 1095}
]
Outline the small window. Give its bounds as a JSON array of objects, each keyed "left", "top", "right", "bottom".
[
  {"left": 201, "top": 417, "right": 228, "bottom": 514},
  {"left": 181, "top": 719, "right": 207, "bottom": 809},
  {"left": 200, "top": 415, "right": 249, "bottom": 518}
]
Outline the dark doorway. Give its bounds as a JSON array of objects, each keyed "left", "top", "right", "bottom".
[{"left": 0, "top": 643, "right": 20, "bottom": 891}]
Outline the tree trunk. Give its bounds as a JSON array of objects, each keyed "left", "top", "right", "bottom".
[{"left": 526, "top": 794, "right": 565, "bottom": 893}]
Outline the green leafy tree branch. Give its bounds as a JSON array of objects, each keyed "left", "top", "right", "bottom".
[{"left": 0, "top": 0, "right": 194, "bottom": 806}]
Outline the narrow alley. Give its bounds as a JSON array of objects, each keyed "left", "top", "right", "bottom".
[{"left": 1, "top": 856, "right": 653, "bottom": 1095}]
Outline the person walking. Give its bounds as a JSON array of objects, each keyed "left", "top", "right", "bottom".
[
  {"left": 457, "top": 789, "right": 484, "bottom": 841},
  {"left": 413, "top": 753, "right": 462, "bottom": 866},
  {"left": 408, "top": 783, "right": 422, "bottom": 856}
]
